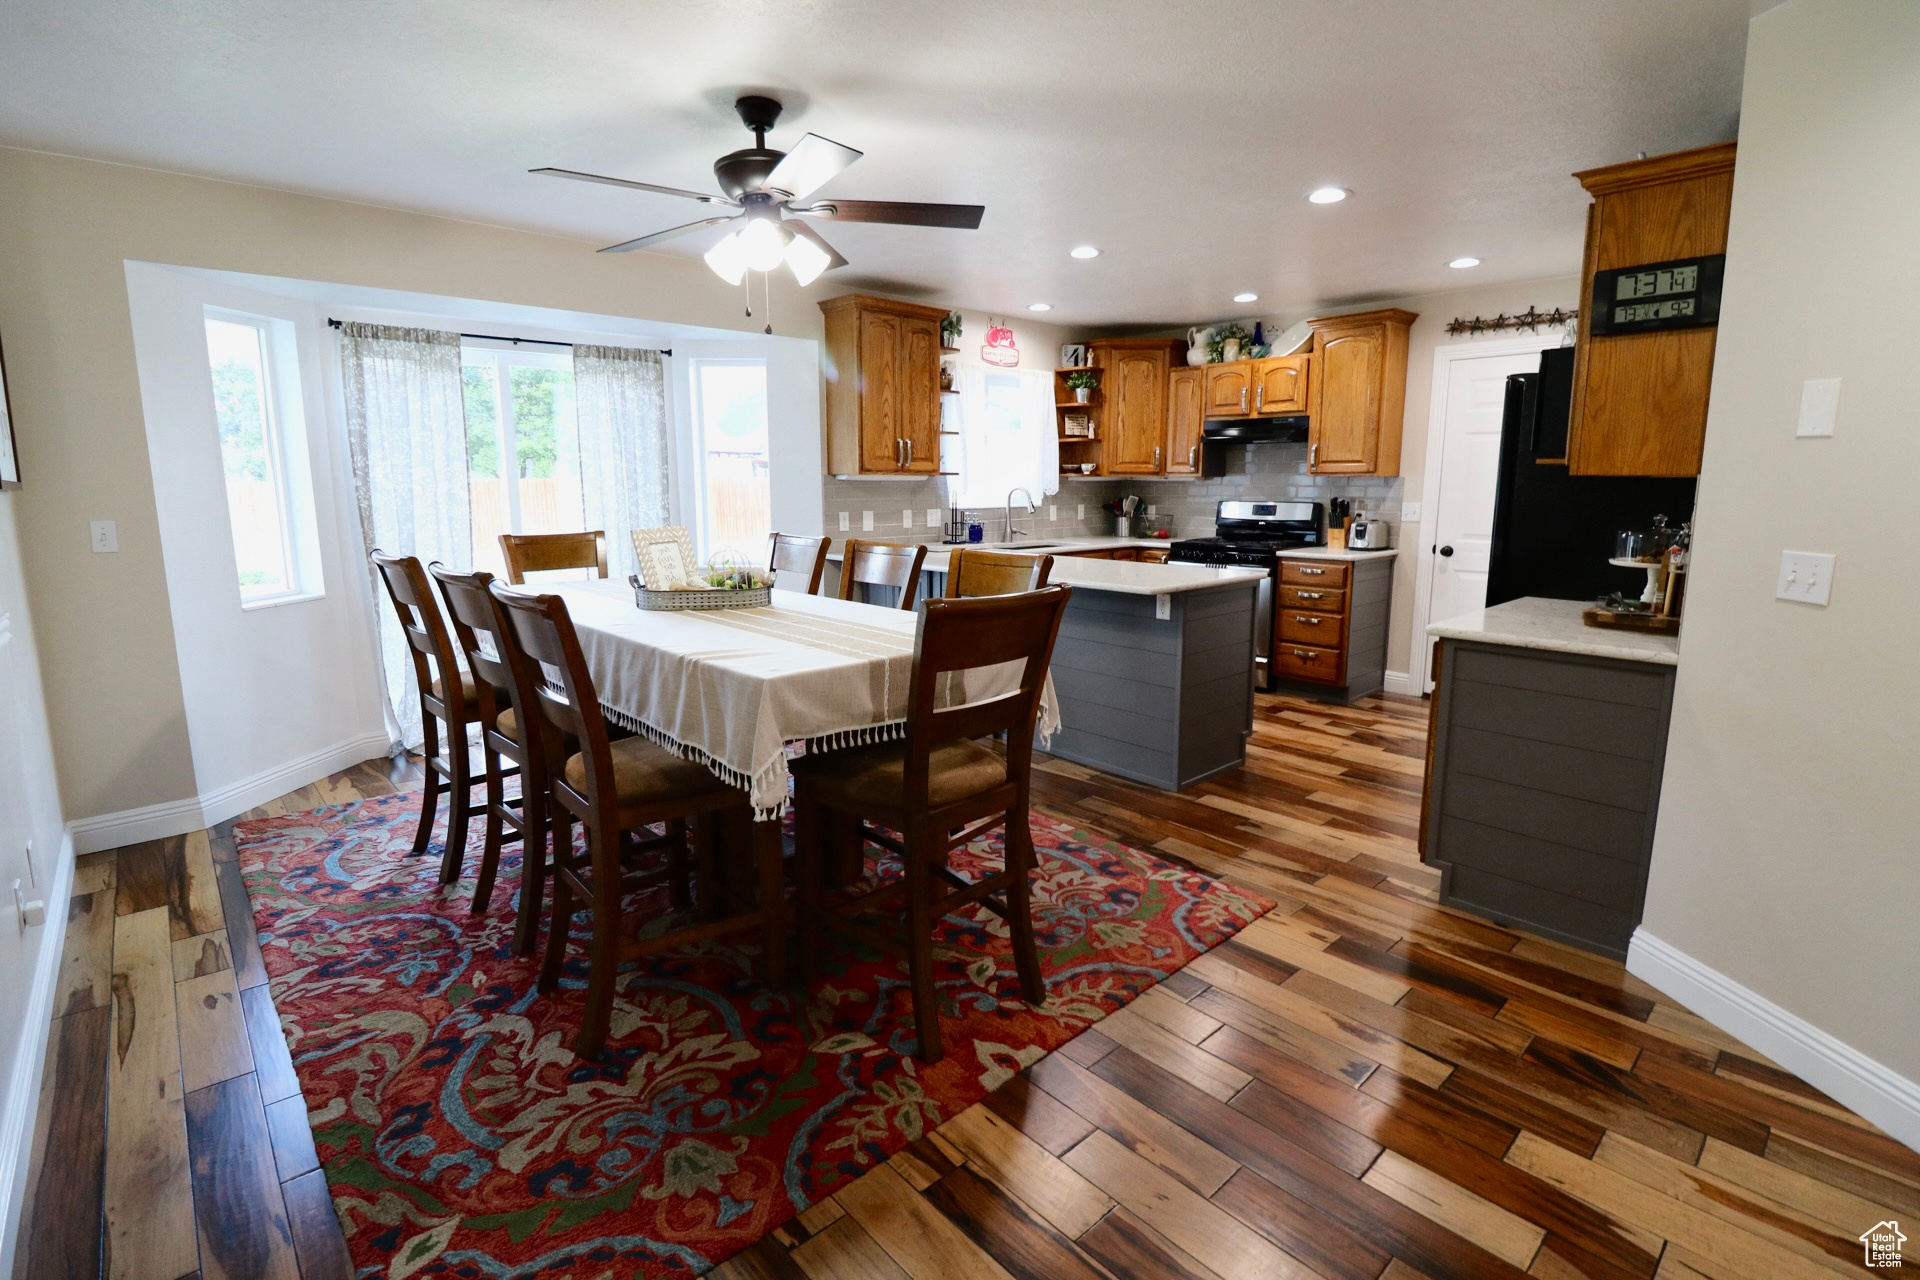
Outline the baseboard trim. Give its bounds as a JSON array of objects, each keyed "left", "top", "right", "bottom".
[
  {"left": 1383, "top": 669, "right": 1416, "bottom": 695},
  {"left": 0, "top": 832, "right": 75, "bottom": 1279},
  {"left": 1628, "top": 928, "right": 1920, "bottom": 1154},
  {"left": 67, "top": 730, "right": 393, "bottom": 853}
]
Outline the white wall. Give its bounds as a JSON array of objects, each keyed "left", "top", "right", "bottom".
[
  {"left": 116, "top": 264, "right": 390, "bottom": 845},
  {"left": 0, "top": 490, "right": 69, "bottom": 1275},
  {"left": 1633, "top": 0, "right": 1920, "bottom": 1149}
]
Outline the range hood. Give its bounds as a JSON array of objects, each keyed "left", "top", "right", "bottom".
[{"left": 1202, "top": 414, "right": 1309, "bottom": 444}]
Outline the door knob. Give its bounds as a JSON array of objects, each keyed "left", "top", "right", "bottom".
[{"left": 1439, "top": 545, "right": 1455, "bottom": 557}]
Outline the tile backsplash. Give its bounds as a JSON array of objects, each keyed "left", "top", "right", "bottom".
[{"left": 818, "top": 443, "right": 1403, "bottom": 544}]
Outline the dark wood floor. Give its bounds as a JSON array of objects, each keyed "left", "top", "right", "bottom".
[{"left": 13, "top": 691, "right": 1917, "bottom": 1279}]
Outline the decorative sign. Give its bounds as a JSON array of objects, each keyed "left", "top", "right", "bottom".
[
  {"left": 980, "top": 320, "right": 1020, "bottom": 368},
  {"left": 1587, "top": 254, "right": 1725, "bottom": 336}
]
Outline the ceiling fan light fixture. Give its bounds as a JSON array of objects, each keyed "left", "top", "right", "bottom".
[
  {"left": 704, "top": 230, "right": 749, "bottom": 285},
  {"left": 784, "top": 230, "right": 832, "bottom": 286},
  {"left": 738, "top": 216, "right": 789, "bottom": 272}
]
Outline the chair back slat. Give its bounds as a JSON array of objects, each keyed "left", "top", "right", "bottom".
[
  {"left": 769, "top": 532, "right": 831, "bottom": 595},
  {"left": 839, "top": 539, "right": 929, "bottom": 609},
  {"left": 428, "top": 564, "right": 514, "bottom": 729},
  {"left": 371, "top": 551, "right": 461, "bottom": 703},
  {"left": 499, "top": 531, "right": 609, "bottom": 585},
  {"left": 489, "top": 583, "right": 616, "bottom": 808},
  {"left": 903, "top": 585, "right": 1072, "bottom": 797},
  {"left": 945, "top": 549, "right": 1054, "bottom": 598}
]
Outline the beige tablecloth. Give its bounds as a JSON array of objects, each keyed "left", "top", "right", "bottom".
[{"left": 548, "top": 581, "right": 1060, "bottom": 817}]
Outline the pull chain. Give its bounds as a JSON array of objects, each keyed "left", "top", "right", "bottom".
[
  {"left": 743, "top": 269, "right": 752, "bottom": 319},
  {"left": 763, "top": 270, "right": 773, "bottom": 335}
]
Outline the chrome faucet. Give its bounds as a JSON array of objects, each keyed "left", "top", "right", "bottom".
[{"left": 1005, "top": 487, "right": 1037, "bottom": 540}]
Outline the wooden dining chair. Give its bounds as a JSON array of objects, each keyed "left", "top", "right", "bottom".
[
  {"left": 791, "top": 584, "right": 1073, "bottom": 1063},
  {"left": 490, "top": 583, "right": 788, "bottom": 1058},
  {"left": 768, "top": 531, "right": 831, "bottom": 595},
  {"left": 837, "top": 539, "right": 929, "bottom": 610},
  {"left": 499, "top": 530, "right": 609, "bottom": 585},
  {"left": 428, "top": 564, "right": 539, "bottom": 945},
  {"left": 371, "top": 551, "right": 482, "bottom": 881},
  {"left": 944, "top": 549, "right": 1055, "bottom": 598}
]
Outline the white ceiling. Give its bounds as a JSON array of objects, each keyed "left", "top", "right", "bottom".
[{"left": 0, "top": 1, "right": 1751, "bottom": 327}]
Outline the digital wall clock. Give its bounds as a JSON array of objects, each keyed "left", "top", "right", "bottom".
[{"left": 1587, "top": 253, "right": 1725, "bottom": 336}]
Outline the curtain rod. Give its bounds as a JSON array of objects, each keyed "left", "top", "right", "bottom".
[{"left": 326, "top": 317, "right": 669, "bottom": 356}]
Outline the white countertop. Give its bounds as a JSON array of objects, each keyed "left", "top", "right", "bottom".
[
  {"left": 824, "top": 538, "right": 1265, "bottom": 596},
  {"left": 1281, "top": 546, "right": 1400, "bottom": 562},
  {"left": 1427, "top": 597, "right": 1679, "bottom": 666}
]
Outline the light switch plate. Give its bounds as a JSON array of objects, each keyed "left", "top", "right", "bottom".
[
  {"left": 1796, "top": 378, "right": 1840, "bottom": 438},
  {"left": 861, "top": 511, "right": 874, "bottom": 532},
  {"left": 1076, "top": 504, "right": 1085, "bottom": 520},
  {"left": 1776, "top": 550, "right": 1836, "bottom": 606},
  {"left": 926, "top": 508, "right": 941, "bottom": 528},
  {"left": 90, "top": 520, "right": 118, "bottom": 553},
  {"left": 1146, "top": 504, "right": 1157, "bottom": 517},
  {"left": 1047, "top": 505, "right": 1057, "bottom": 522},
  {"left": 1401, "top": 501, "right": 1423, "bottom": 523},
  {"left": 838, "top": 512, "right": 850, "bottom": 532},
  {"left": 902, "top": 509, "right": 913, "bottom": 529}
]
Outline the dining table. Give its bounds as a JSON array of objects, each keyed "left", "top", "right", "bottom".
[{"left": 545, "top": 580, "right": 1061, "bottom": 827}]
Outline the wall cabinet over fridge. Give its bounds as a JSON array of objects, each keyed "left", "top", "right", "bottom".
[
  {"left": 820, "top": 293, "right": 947, "bottom": 476},
  {"left": 1305, "top": 308, "right": 1415, "bottom": 476}
]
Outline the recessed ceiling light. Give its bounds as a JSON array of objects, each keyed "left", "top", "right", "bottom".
[
  {"left": 1307, "top": 186, "right": 1349, "bottom": 204},
  {"left": 1449, "top": 256, "right": 1482, "bottom": 269},
  {"left": 1233, "top": 292, "right": 1259, "bottom": 303},
  {"left": 1027, "top": 302, "right": 1053, "bottom": 312},
  {"left": 1069, "top": 245, "right": 1100, "bottom": 259}
]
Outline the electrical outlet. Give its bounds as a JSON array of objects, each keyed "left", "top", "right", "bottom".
[
  {"left": 1401, "top": 501, "right": 1423, "bottom": 523},
  {"left": 838, "top": 512, "right": 850, "bottom": 532},
  {"left": 1154, "top": 594, "right": 1172, "bottom": 621},
  {"left": 1146, "top": 504, "right": 1157, "bottom": 517},
  {"left": 926, "top": 508, "right": 941, "bottom": 528},
  {"left": 861, "top": 511, "right": 874, "bottom": 532},
  {"left": 1048, "top": 505, "right": 1057, "bottom": 522},
  {"left": 902, "top": 509, "right": 913, "bottom": 529},
  {"left": 1796, "top": 378, "right": 1840, "bottom": 438},
  {"left": 1076, "top": 504, "right": 1085, "bottom": 520},
  {"left": 90, "top": 520, "right": 118, "bottom": 553},
  {"left": 1776, "top": 550, "right": 1836, "bottom": 606}
]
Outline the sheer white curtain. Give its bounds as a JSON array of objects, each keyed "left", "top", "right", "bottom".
[
  {"left": 340, "top": 322, "right": 469, "bottom": 750},
  {"left": 949, "top": 364, "right": 1059, "bottom": 509},
  {"left": 574, "top": 344, "right": 670, "bottom": 578}
]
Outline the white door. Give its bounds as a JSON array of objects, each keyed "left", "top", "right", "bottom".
[{"left": 1422, "top": 349, "right": 1543, "bottom": 688}]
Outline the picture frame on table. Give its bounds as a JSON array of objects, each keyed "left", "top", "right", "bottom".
[
  {"left": 0, "top": 330, "right": 19, "bottom": 489},
  {"left": 630, "top": 525, "right": 701, "bottom": 589}
]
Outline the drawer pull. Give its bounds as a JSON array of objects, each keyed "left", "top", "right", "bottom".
[
  {"left": 1299, "top": 591, "right": 1323, "bottom": 599},
  {"left": 1300, "top": 567, "right": 1326, "bottom": 575},
  {"left": 1301, "top": 616, "right": 1323, "bottom": 625},
  {"left": 1293, "top": 649, "right": 1316, "bottom": 659}
]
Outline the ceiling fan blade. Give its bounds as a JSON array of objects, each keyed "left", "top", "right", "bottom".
[
  {"left": 785, "top": 220, "right": 850, "bottom": 271},
  {"left": 798, "top": 199, "right": 985, "bottom": 229},
  {"left": 762, "top": 133, "right": 863, "bottom": 201},
  {"left": 531, "top": 167, "right": 732, "bottom": 205},
  {"left": 597, "top": 216, "right": 738, "bottom": 254}
]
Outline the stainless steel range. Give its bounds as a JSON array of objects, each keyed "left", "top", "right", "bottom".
[{"left": 1169, "top": 500, "right": 1324, "bottom": 689}]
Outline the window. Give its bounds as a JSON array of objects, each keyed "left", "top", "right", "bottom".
[
  {"left": 462, "top": 346, "right": 582, "bottom": 576},
  {"left": 204, "top": 313, "right": 318, "bottom": 606},
  {"left": 688, "top": 359, "right": 770, "bottom": 562},
  {"left": 950, "top": 365, "right": 1056, "bottom": 507}
]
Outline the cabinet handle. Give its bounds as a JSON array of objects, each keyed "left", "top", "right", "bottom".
[
  {"left": 1154, "top": 445, "right": 1161, "bottom": 470},
  {"left": 1256, "top": 385, "right": 1264, "bottom": 412},
  {"left": 1240, "top": 387, "right": 1248, "bottom": 412},
  {"left": 1189, "top": 445, "right": 1198, "bottom": 470},
  {"left": 1294, "top": 649, "right": 1316, "bottom": 659},
  {"left": 1299, "top": 591, "right": 1323, "bottom": 599},
  {"left": 1301, "top": 567, "right": 1326, "bottom": 575},
  {"left": 1309, "top": 442, "right": 1318, "bottom": 469},
  {"left": 1301, "top": 616, "right": 1323, "bottom": 625},
  {"left": 905, "top": 438, "right": 914, "bottom": 466}
]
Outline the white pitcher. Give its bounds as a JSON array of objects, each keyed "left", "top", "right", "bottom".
[{"left": 1186, "top": 326, "right": 1212, "bottom": 367}]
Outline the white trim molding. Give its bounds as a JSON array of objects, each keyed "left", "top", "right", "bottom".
[
  {"left": 1382, "top": 670, "right": 1417, "bottom": 696},
  {"left": 1628, "top": 929, "right": 1920, "bottom": 1154},
  {"left": 67, "top": 730, "right": 393, "bottom": 853},
  {"left": 0, "top": 832, "right": 75, "bottom": 1277}
]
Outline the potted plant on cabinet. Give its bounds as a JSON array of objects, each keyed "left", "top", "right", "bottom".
[
  {"left": 941, "top": 311, "right": 963, "bottom": 350},
  {"left": 1065, "top": 370, "right": 1100, "bottom": 403}
]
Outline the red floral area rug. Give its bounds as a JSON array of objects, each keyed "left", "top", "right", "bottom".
[{"left": 234, "top": 792, "right": 1273, "bottom": 1278}]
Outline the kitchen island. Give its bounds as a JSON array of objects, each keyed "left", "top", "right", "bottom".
[
  {"left": 823, "top": 540, "right": 1266, "bottom": 791},
  {"left": 1421, "top": 597, "right": 1678, "bottom": 957}
]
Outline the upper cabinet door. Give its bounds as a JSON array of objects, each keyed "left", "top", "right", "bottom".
[
  {"left": 857, "top": 309, "right": 904, "bottom": 472},
  {"left": 1309, "top": 327, "right": 1383, "bottom": 471},
  {"left": 1166, "top": 366, "right": 1204, "bottom": 476},
  {"left": 1105, "top": 347, "right": 1169, "bottom": 474},
  {"left": 1203, "top": 362, "right": 1253, "bottom": 417},
  {"left": 899, "top": 316, "right": 942, "bottom": 472},
  {"left": 1253, "top": 356, "right": 1310, "bottom": 415}
]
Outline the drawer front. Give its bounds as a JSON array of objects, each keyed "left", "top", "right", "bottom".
[
  {"left": 1280, "top": 559, "right": 1351, "bottom": 588},
  {"left": 1136, "top": 547, "right": 1170, "bottom": 564},
  {"left": 1274, "top": 643, "right": 1343, "bottom": 683},
  {"left": 1280, "top": 584, "right": 1347, "bottom": 612},
  {"left": 1279, "top": 609, "right": 1346, "bottom": 646}
]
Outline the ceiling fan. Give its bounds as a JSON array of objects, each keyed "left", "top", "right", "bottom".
[{"left": 533, "top": 95, "right": 985, "bottom": 286}]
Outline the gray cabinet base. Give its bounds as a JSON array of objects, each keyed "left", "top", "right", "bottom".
[
  {"left": 1042, "top": 582, "right": 1258, "bottom": 792},
  {"left": 1423, "top": 640, "right": 1675, "bottom": 958}
]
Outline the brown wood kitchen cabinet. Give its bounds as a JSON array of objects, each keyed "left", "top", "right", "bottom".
[
  {"left": 820, "top": 293, "right": 946, "bottom": 476},
  {"left": 1304, "top": 308, "right": 1415, "bottom": 475},
  {"left": 1269, "top": 555, "right": 1393, "bottom": 702},
  {"left": 1201, "top": 355, "right": 1310, "bottom": 419},
  {"left": 1566, "top": 142, "right": 1736, "bottom": 476},
  {"left": 1088, "top": 338, "right": 1184, "bottom": 475},
  {"left": 1165, "top": 366, "right": 1204, "bottom": 476}
]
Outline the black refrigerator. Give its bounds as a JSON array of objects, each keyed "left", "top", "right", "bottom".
[{"left": 1484, "top": 347, "right": 1696, "bottom": 607}]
